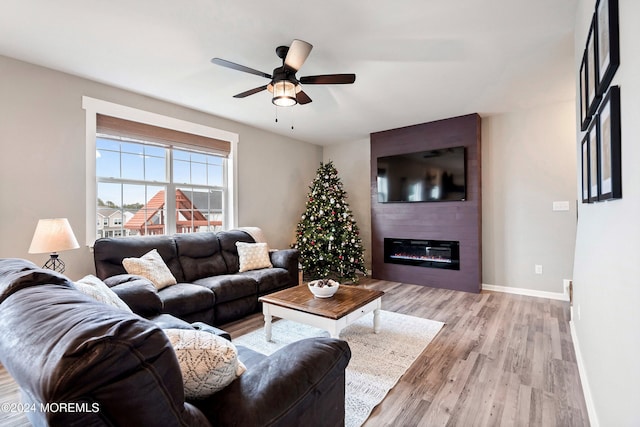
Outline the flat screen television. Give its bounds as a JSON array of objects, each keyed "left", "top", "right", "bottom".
[{"left": 377, "top": 146, "right": 466, "bottom": 202}]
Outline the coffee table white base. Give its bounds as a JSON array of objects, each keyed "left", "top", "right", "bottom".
[{"left": 262, "top": 297, "right": 382, "bottom": 340}]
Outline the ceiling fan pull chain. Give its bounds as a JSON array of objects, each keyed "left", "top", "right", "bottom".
[{"left": 275, "top": 105, "right": 279, "bottom": 123}]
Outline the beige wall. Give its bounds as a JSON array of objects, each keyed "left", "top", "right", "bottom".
[
  {"left": 482, "top": 101, "right": 577, "bottom": 294},
  {"left": 323, "top": 138, "right": 372, "bottom": 270},
  {"left": 572, "top": 1, "right": 640, "bottom": 425},
  {"left": 234, "top": 123, "right": 322, "bottom": 248},
  {"left": 0, "top": 55, "right": 321, "bottom": 280}
]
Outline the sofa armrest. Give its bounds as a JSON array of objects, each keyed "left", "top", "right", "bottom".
[
  {"left": 148, "top": 315, "right": 232, "bottom": 342},
  {"left": 103, "top": 274, "right": 163, "bottom": 316},
  {"left": 269, "top": 248, "right": 299, "bottom": 286},
  {"left": 191, "top": 321, "right": 232, "bottom": 342},
  {"left": 193, "top": 337, "right": 351, "bottom": 427}
]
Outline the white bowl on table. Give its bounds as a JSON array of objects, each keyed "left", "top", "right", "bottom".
[{"left": 308, "top": 279, "right": 340, "bottom": 298}]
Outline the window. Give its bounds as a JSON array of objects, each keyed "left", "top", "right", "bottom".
[
  {"left": 96, "top": 136, "right": 226, "bottom": 237},
  {"left": 84, "top": 97, "right": 238, "bottom": 244}
]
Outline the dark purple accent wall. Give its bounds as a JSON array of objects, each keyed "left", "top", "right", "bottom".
[{"left": 370, "top": 114, "right": 482, "bottom": 293}]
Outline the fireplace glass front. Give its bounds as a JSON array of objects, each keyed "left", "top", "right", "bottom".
[{"left": 384, "top": 238, "right": 460, "bottom": 270}]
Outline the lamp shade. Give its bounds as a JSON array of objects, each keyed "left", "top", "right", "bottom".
[
  {"left": 28, "top": 218, "right": 80, "bottom": 254},
  {"left": 271, "top": 80, "right": 298, "bottom": 107}
]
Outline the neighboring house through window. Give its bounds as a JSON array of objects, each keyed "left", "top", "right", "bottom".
[{"left": 84, "top": 97, "right": 238, "bottom": 245}]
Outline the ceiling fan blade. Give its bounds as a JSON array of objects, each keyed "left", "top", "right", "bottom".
[
  {"left": 211, "top": 58, "right": 272, "bottom": 79},
  {"left": 284, "top": 39, "right": 313, "bottom": 71},
  {"left": 299, "top": 74, "right": 356, "bottom": 84},
  {"left": 233, "top": 85, "right": 268, "bottom": 98},
  {"left": 296, "top": 90, "right": 313, "bottom": 105}
]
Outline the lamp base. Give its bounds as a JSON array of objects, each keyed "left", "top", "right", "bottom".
[{"left": 43, "top": 253, "right": 65, "bottom": 273}]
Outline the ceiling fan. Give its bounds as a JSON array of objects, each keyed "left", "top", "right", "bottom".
[{"left": 211, "top": 39, "right": 356, "bottom": 107}]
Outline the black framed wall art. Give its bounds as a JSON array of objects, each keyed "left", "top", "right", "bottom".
[
  {"left": 586, "top": 16, "right": 600, "bottom": 117},
  {"left": 581, "top": 133, "right": 591, "bottom": 203},
  {"left": 597, "top": 85, "right": 622, "bottom": 200},
  {"left": 578, "top": 0, "right": 622, "bottom": 204},
  {"left": 596, "top": 0, "right": 620, "bottom": 95},
  {"left": 588, "top": 119, "right": 600, "bottom": 203},
  {"left": 579, "top": 52, "right": 590, "bottom": 131}
]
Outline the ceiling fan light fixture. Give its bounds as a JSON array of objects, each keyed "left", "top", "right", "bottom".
[
  {"left": 271, "top": 80, "right": 297, "bottom": 107},
  {"left": 212, "top": 38, "right": 355, "bottom": 107}
]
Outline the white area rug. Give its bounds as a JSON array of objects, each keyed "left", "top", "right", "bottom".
[{"left": 234, "top": 310, "right": 444, "bottom": 427}]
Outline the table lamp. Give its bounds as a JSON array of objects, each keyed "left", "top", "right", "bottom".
[{"left": 28, "top": 218, "right": 80, "bottom": 273}]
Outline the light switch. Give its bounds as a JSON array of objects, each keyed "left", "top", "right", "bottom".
[{"left": 552, "top": 201, "right": 570, "bottom": 211}]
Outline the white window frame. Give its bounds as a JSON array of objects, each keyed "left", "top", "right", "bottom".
[{"left": 83, "top": 96, "right": 239, "bottom": 246}]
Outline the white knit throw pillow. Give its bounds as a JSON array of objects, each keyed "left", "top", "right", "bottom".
[
  {"left": 164, "top": 329, "right": 246, "bottom": 399},
  {"left": 74, "top": 275, "right": 133, "bottom": 313},
  {"left": 236, "top": 242, "right": 272, "bottom": 273},
  {"left": 122, "top": 249, "right": 177, "bottom": 290}
]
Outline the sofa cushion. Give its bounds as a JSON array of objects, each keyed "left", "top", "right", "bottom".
[
  {"left": 74, "top": 275, "right": 133, "bottom": 312},
  {"left": 174, "top": 232, "right": 228, "bottom": 282},
  {"left": 213, "top": 297, "right": 258, "bottom": 326},
  {"left": 159, "top": 283, "right": 215, "bottom": 317},
  {"left": 194, "top": 274, "right": 257, "bottom": 304},
  {"left": 236, "top": 242, "right": 272, "bottom": 273},
  {"left": 123, "top": 249, "right": 177, "bottom": 290},
  {"left": 94, "top": 236, "right": 185, "bottom": 282},
  {"left": 217, "top": 230, "right": 254, "bottom": 273},
  {"left": 239, "top": 268, "right": 292, "bottom": 295},
  {"left": 164, "top": 328, "right": 246, "bottom": 399}
]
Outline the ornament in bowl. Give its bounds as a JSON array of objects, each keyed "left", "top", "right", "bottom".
[{"left": 308, "top": 279, "right": 340, "bottom": 298}]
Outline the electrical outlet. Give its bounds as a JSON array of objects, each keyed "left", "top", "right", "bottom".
[
  {"left": 535, "top": 264, "right": 543, "bottom": 275},
  {"left": 553, "top": 201, "right": 570, "bottom": 211}
]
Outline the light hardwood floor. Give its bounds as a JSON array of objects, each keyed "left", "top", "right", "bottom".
[{"left": 0, "top": 279, "right": 589, "bottom": 426}]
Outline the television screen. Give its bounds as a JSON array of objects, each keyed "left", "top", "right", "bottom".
[{"left": 377, "top": 146, "right": 466, "bottom": 202}]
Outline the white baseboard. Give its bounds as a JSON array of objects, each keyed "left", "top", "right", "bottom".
[
  {"left": 482, "top": 283, "right": 569, "bottom": 301},
  {"left": 570, "top": 320, "right": 600, "bottom": 427}
]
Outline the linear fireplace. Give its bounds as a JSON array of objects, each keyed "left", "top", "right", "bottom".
[{"left": 384, "top": 238, "right": 460, "bottom": 270}]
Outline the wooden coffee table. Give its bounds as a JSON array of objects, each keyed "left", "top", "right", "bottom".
[{"left": 259, "top": 284, "right": 384, "bottom": 340}]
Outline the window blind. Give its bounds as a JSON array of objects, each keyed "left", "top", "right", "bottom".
[{"left": 96, "top": 114, "right": 231, "bottom": 157}]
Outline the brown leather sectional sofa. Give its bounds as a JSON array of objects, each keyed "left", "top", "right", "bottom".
[
  {"left": 93, "top": 229, "right": 299, "bottom": 325},
  {"left": 0, "top": 258, "right": 351, "bottom": 426}
]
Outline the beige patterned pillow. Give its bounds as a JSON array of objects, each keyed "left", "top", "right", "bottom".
[
  {"left": 236, "top": 242, "right": 272, "bottom": 272},
  {"left": 164, "top": 328, "right": 246, "bottom": 399},
  {"left": 122, "top": 249, "right": 177, "bottom": 290},
  {"left": 74, "top": 275, "right": 133, "bottom": 313}
]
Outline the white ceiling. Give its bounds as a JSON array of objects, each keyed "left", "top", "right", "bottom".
[{"left": 0, "top": 0, "right": 578, "bottom": 146}]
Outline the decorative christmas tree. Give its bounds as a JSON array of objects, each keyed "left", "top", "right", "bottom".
[{"left": 294, "top": 161, "right": 366, "bottom": 283}]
